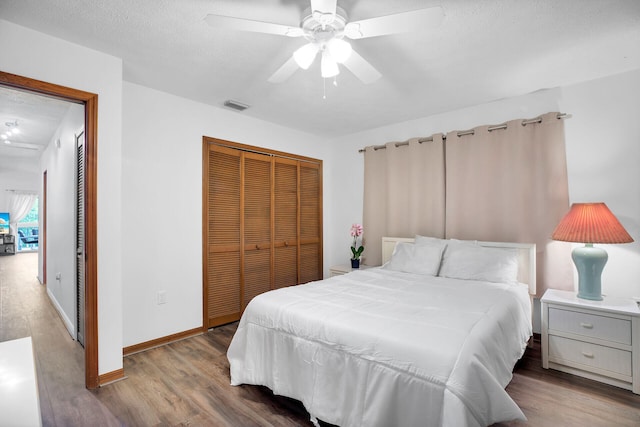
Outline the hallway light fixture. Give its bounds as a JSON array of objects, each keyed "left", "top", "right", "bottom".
[{"left": 2, "top": 120, "right": 20, "bottom": 140}]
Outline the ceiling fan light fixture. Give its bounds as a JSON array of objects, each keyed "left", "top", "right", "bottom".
[
  {"left": 327, "top": 38, "right": 352, "bottom": 63},
  {"left": 321, "top": 50, "right": 339, "bottom": 78},
  {"left": 293, "top": 43, "right": 320, "bottom": 69}
]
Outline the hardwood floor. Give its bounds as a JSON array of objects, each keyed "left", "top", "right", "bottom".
[{"left": 2, "top": 252, "right": 639, "bottom": 426}]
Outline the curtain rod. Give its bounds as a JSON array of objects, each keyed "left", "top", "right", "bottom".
[
  {"left": 358, "top": 112, "right": 571, "bottom": 153},
  {"left": 4, "top": 189, "right": 38, "bottom": 194}
]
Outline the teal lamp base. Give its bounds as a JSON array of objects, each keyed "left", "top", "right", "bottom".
[{"left": 572, "top": 244, "right": 607, "bottom": 301}]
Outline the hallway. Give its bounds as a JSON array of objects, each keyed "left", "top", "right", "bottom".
[{"left": 0, "top": 252, "right": 118, "bottom": 426}]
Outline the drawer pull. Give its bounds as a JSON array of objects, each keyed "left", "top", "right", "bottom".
[
  {"left": 581, "top": 351, "right": 594, "bottom": 358},
  {"left": 580, "top": 322, "right": 593, "bottom": 329}
]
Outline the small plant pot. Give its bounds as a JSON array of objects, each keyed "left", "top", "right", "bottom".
[{"left": 350, "top": 259, "right": 360, "bottom": 269}]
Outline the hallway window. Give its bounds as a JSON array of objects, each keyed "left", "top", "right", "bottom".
[{"left": 17, "top": 198, "right": 39, "bottom": 252}]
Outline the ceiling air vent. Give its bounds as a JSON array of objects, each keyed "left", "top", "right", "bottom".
[{"left": 223, "top": 100, "right": 250, "bottom": 112}]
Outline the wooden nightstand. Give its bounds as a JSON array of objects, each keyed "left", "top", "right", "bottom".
[
  {"left": 329, "top": 263, "right": 373, "bottom": 277},
  {"left": 541, "top": 289, "right": 640, "bottom": 394}
]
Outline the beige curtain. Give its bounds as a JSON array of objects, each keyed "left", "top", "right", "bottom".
[
  {"left": 362, "top": 112, "right": 572, "bottom": 296},
  {"left": 363, "top": 135, "right": 446, "bottom": 265},
  {"left": 445, "top": 112, "right": 572, "bottom": 296}
]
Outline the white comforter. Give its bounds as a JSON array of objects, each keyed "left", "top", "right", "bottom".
[{"left": 227, "top": 268, "right": 532, "bottom": 427}]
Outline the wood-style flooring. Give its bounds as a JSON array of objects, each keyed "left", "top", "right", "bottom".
[{"left": 1, "top": 252, "right": 639, "bottom": 426}]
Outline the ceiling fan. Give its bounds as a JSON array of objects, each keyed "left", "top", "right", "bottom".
[{"left": 205, "top": 0, "right": 444, "bottom": 84}]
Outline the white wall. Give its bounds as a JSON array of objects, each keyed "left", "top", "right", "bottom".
[
  {"left": 0, "top": 162, "right": 39, "bottom": 210},
  {"left": 121, "top": 82, "right": 330, "bottom": 346},
  {"left": 38, "top": 103, "right": 84, "bottom": 336},
  {"left": 0, "top": 19, "right": 124, "bottom": 375},
  {"left": 559, "top": 70, "right": 640, "bottom": 299},
  {"left": 328, "top": 69, "right": 640, "bottom": 313},
  {"left": 0, "top": 139, "right": 41, "bottom": 210}
]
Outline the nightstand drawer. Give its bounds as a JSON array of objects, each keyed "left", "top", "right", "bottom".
[
  {"left": 548, "top": 307, "right": 631, "bottom": 345},
  {"left": 549, "top": 335, "right": 632, "bottom": 377}
]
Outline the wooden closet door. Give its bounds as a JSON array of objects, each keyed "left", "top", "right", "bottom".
[
  {"left": 274, "top": 158, "right": 298, "bottom": 289},
  {"left": 299, "top": 162, "right": 323, "bottom": 284},
  {"left": 243, "top": 152, "right": 272, "bottom": 307},
  {"left": 205, "top": 145, "right": 242, "bottom": 327},
  {"left": 203, "top": 137, "right": 323, "bottom": 329}
]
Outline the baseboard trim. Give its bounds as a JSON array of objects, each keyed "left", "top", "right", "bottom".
[
  {"left": 123, "top": 327, "right": 203, "bottom": 356},
  {"left": 46, "top": 287, "right": 76, "bottom": 339},
  {"left": 99, "top": 368, "right": 125, "bottom": 386}
]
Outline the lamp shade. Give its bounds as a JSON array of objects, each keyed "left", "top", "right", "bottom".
[
  {"left": 551, "top": 203, "right": 634, "bottom": 244},
  {"left": 321, "top": 50, "right": 339, "bottom": 78},
  {"left": 293, "top": 43, "right": 320, "bottom": 70},
  {"left": 552, "top": 202, "right": 633, "bottom": 301}
]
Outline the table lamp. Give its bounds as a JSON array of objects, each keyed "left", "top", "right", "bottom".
[{"left": 551, "top": 203, "right": 634, "bottom": 300}]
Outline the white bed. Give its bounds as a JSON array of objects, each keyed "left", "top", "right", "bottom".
[{"left": 227, "top": 237, "right": 536, "bottom": 427}]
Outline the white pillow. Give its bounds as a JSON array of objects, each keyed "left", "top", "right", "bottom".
[
  {"left": 383, "top": 240, "right": 445, "bottom": 276},
  {"left": 414, "top": 234, "right": 446, "bottom": 246},
  {"left": 439, "top": 242, "right": 518, "bottom": 284}
]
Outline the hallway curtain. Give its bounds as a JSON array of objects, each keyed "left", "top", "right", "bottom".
[
  {"left": 445, "top": 112, "right": 571, "bottom": 296},
  {"left": 8, "top": 191, "right": 37, "bottom": 237},
  {"left": 363, "top": 135, "right": 446, "bottom": 266}
]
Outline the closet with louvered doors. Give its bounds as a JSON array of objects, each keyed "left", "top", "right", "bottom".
[{"left": 203, "top": 138, "right": 323, "bottom": 329}]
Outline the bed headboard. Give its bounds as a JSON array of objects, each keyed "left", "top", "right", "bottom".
[{"left": 381, "top": 237, "right": 537, "bottom": 295}]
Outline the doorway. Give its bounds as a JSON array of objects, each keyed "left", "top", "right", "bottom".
[{"left": 0, "top": 71, "right": 99, "bottom": 389}]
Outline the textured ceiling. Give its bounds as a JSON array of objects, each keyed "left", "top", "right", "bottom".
[
  {"left": 0, "top": 0, "right": 639, "bottom": 140},
  {"left": 0, "top": 87, "right": 70, "bottom": 165}
]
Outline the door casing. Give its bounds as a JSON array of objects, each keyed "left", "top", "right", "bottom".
[{"left": 0, "top": 71, "right": 100, "bottom": 389}]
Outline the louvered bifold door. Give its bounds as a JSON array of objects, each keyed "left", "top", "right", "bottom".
[
  {"left": 207, "top": 145, "right": 242, "bottom": 327},
  {"left": 76, "top": 131, "right": 86, "bottom": 346},
  {"left": 274, "top": 158, "right": 298, "bottom": 289},
  {"left": 299, "top": 162, "right": 323, "bottom": 284},
  {"left": 204, "top": 138, "right": 323, "bottom": 327},
  {"left": 243, "top": 153, "right": 273, "bottom": 308}
]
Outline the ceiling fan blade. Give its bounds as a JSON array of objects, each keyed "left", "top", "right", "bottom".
[
  {"left": 342, "top": 49, "right": 381, "bottom": 84},
  {"left": 344, "top": 6, "right": 444, "bottom": 39},
  {"left": 310, "top": 0, "right": 337, "bottom": 16},
  {"left": 268, "top": 57, "right": 300, "bottom": 83},
  {"left": 204, "top": 14, "right": 302, "bottom": 37}
]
